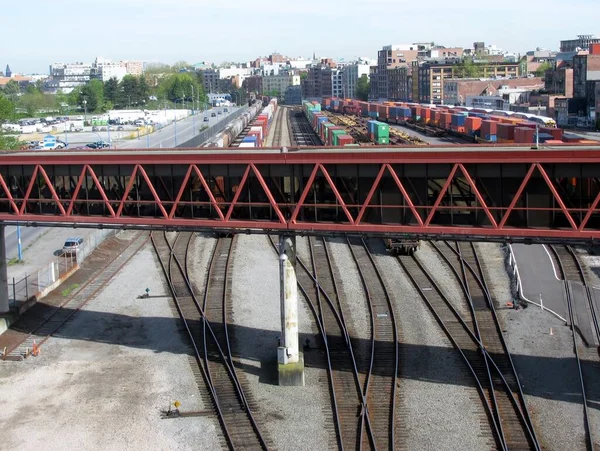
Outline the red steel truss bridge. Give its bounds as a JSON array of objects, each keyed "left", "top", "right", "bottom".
[{"left": 1, "top": 146, "right": 600, "bottom": 243}]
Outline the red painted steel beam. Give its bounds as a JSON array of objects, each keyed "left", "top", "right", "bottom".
[{"left": 2, "top": 147, "right": 600, "bottom": 165}]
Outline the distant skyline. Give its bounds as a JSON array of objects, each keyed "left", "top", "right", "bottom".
[{"left": 2, "top": 0, "right": 598, "bottom": 74}]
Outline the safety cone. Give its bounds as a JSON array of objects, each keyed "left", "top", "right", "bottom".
[
  {"left": 32, "top": 340, "right": 39, "bottom": 357},
  {"left": 549, "top": 328, "right": 553, "bottom": 336}
]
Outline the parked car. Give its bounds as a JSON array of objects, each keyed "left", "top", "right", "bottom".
[
  {"left": 86, "top": 141, "right": 110, "bottom": 149},
  {"left": 134, "top": 119, "right": 145, "bottom": 126},
  {"left": 117, "top": 126, "right": 124, "bottom": 131},
  {"left": 92, "top": 126, "right": 99, "bottom": 132},
  {"left": 203, "top": 117, "right": 209, "bottom": 122},
  {"left": 211, "top": 112, "right": 216, "bottom": 117},
  {"left": 62, "top": 237, "right": 84, "bottom": 256},
  {"left": 55, "top": 140, "right": 67, "bottom": 149}
]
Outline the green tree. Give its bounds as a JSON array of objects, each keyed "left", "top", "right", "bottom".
[
  {"left": 120, "top": 75, "right": 139, "bottom": 107},
  {"left": 0, "top": 94, "right": 15, "bottom": 122},
  {"left": 534, "top": 61, "right": 553, "bottom": 77},
  {"left": 355, "top": 74, "right": 370, "bottom": 101},
  {"left": 137, "top": 76, "right": 150, "bottom": 105},
  {"left": 79, "top": 79, "right": 105, "bottom": 112},
  {"left": 104, "top": 77, "right": 120, "bottom": 105},
  {"left": 3, "top": 80, "right": 20, "bottom": 98},
  {"left": 0, "top": 133, "right": 22, "bottom": 151},
  {"left": 158, "top": 73, "right": 204, "bottom": 104}
]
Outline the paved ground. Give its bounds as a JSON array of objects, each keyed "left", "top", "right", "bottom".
[
  {"left": 511, "top": 243, "right": 567, "bottom": 319},
  {"left": 390, "top": 124, "right": 468, "bottom": 145},
  {"left": 0, "top": 237, "right": 220, "bottom": 450}
]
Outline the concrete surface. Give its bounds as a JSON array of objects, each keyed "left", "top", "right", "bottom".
[
  {"left": 0, "top": 242, "right": 221, "bottom": 450},
  {"left": 511, "top": 244, "right": 567, "bottom": 319}
]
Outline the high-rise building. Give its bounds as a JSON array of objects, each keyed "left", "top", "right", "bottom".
[
  {"left": 48, "top": 62, "right": 92, "bottom": 92},
  {"left": 331, "top": 69, "right": 343, "bottom": 98},
  {"left": 341, "top": 64, "right": 370, "bottom": 98},
  {"left": 374, "top": 45, "right": 419, "bottom": 99}
]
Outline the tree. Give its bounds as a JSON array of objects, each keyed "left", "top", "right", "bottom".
[
  {"left": 534, "top": 61, "right": 553, "bottom": 77},
  {"left": 3, "top": 80, "right": 20, "bottom": 98},
  {"left": 79, "top": 79, "right": 105, "bottom": 112},
  {"left": 0, "top": 94, "right": 15, "bottom": 122},
  {"left": 0, "top": 133, "right": 22, "bottom": 150},
  {"left": 158, "top": 73, "right": 204, "bottom": 104},
  {"left": 104, "top": 77, "right": 120, "bottom": 105},
  {"left": 18, "top": 91, "right": 57, "bottom": 116},
  {"left": 120, "top": 75, "right": 139, "bottom": 108},
  {"left": 355, "top": 74, "right": 370, "bottom": 101}
]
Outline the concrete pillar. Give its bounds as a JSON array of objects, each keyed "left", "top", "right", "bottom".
[
  {"left": 277, "top": 235, "right": 304, "bottom": 386},
  {"left": 0, "top": 225, "right": 9, "bottom": 314}
]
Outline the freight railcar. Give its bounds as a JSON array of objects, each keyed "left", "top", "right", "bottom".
[{"left": 386, "top": 238, "right": 420, "bottom": 255}]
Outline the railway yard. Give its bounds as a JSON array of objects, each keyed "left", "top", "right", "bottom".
[{"left": 0, "top": 107, "right": 599, "bottom": 451}]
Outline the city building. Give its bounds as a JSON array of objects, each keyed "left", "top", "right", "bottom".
[
  {"left": 121, "top": 60, "right": 144, "bottom": 76},
  {"left": 544, "top": 64, "right": 574, "bottom": 97},
  {"left": 47, "top": 62, "right": 92, "bottom": 92},
  {"left": 524, "top": 49, "right": 557, "bottom": 74},
  {"left": 262, "top": 74, "right": 301, "bottom": 96},
  {"left": 242, "top": 75, "right": 263, "bottom": 95},
  {"left": 341, "top": 63, "right": 370, "bottom": 98},
  {"left": 374, "top": 44, "right": 420, "bottom": 99},
  {"left": 284, "top": 85, "right": 303, "bottom": 105},
  {"left": 573, "top": 53, "right": 600, "bottom": 100},
  {"left": 466, "top": 86, "right": 536, "bottom": 110},
  {"left": 331, "top": 69, "right": 343, "bottom": 98},
  {"left": 413, "top": 60, "right": 521, "bottom": 104},
  {"left": 302, "top": 65, "right": 332, "bottom": 99},
  {"left": 0, "top": 75, "right": 32, "bottom": 90},
  {"left": 93, "top": 57, "right": 127, "bottom": 82},
  {"left": 199, "top": 69, "right": 219, "bottom": 93},
  {"left": 5, "top": 65, "right": 11, "bottom": 78},
  {"left": 444, "top": 77, "right": 544, "bottom": 105},
  {"left": 387, "top": 66, "right": 412, "bottom": 101},
  {"left": 560, "top": 35, "right": 600, "bottom": 52}
]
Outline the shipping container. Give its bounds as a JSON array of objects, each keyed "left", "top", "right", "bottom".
[
  {"left": 497, "top": 123, "right": 516, "bottom": 141},
  {"left": 337, "top": 135, "right": 354, "bottom": 146},
  {"left": 514, "top": 127, "right": 535, "bottom": 144},
  {"left": 481, "top": 120, "right": 498, "bottom": 137},
  {"left": 327, "top": 126, "right": 345, "bottom": 146}
]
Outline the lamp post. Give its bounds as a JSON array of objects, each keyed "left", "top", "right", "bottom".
[{"left": 82, "top": 98, "right": 87, "bottom": 124}]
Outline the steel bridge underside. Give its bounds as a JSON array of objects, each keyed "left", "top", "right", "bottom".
[{"left": 1, "top": 149, "right": 600, "bottom": 244}]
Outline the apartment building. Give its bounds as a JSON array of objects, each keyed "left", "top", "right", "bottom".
[
  {"left": 561, "top": 35, "right": 600, "bottom": 52},
  {"left": 444, "top": 77, "right": 544, "bottom": 105},
  {"left": 413, "top": 60, "right": 520, "bottom": 104},
  {"left": 573, "top": 53, "right": 600, "bottom": 99},
  {"left": 545, "top": 64, "right": 574, "bottom": 97},
  {"left": 387, "top": 66, "right": 412, "bottom": 101},
  {"left": 331, "top": 69, "right": 343, "bottom": 98},
  {"left": 341, "top": 64, "right": 370, "bottom": 98},
  {"left": 374, "top": 44, "right": 419, "bottom": 99},
  {"left": 47, "top": 62, "right": 92, "bottom": 92},
  {"left": 302, "top": 65, "right": 332, "bottom": 99},
  {"left": 262, "top": 74, "right": 301, "bottom": 95}
]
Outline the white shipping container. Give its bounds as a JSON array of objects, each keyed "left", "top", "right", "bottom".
[
  {"left": 250, "top": 126, "right": 263, "bottom": 140},
  {"left": 239, "top": 142, "right": 256, "bottom": 148}
]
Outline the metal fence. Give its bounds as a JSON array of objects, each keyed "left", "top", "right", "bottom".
[
  {"left": 9, "top": 228, "right": 118, "bottom": 309},
  {"left": 177, "top": 107, "right": 249, "bottom": 148}
]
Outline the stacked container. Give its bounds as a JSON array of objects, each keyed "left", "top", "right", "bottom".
[
  {"left": 337, "top": 135, "right": 355, "bottom": 146},
  {"left": 451, "top": 113, "right": 467, "bottom": 132},
  {"left": 514, "top": 127, "right": 535, "bottom": 144},
  {"left": 410, "top": 105, "right": 421, "bottom": 122},
  {"left": 421, "top": 107, "right": 432, "bottom": 124},
  {"left": 481, "top": 120, "right": 498, "bottom": 142},
  {"left": 240, "top": 136, "right": 258, "bottom": 148},
  {"left": 377, "top": 105, "right": 389, "bottom": 122},
  {"left": 327, "top": 126, "right": 345, "bottom": 146},
  {"left": 497, "top": 123, "right": 516, "bottom": 142},
  {"left": 465, "top": 117, "right": 482, "bottom": 136}
]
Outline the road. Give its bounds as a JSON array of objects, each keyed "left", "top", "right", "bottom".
[{"left": 57, "top": 107, "right": 240, "bottom": 149}]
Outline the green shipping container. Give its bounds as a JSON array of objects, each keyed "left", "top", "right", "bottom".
[
  {"left": 331, "top": 129, "right": 346, "bottom": 146},
  {"left": 374, "top": 123, "right": 389, "bottom": 139},
  {"left": 322, "top": 123, "right": 336, "bottom": 142},
  {"left": 375, "top": 137, "right": 390, "bottom": 144}
]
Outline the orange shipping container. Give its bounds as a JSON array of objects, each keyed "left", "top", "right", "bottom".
[{"left": 465, "top": 116, "right": 482, "bottom": 132}]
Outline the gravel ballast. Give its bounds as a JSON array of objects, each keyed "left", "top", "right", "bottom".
[
  {"left": 230, "top": 235, "right": 332, "bottom": 451},
  {"left": 371, "top": 239, "right": 494, "bottom": 451},
  {"left": 0, "top": 238, "right": 220, "bottom": 450},
  {"left": 477, "top": 242, "right": 589, "bottom": 451}
]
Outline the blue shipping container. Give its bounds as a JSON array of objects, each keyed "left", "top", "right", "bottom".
[
  {"left": 451, "top": 114, "right": 466, "bottom": 126},
  {"left": 368, "top": 120, "right": 378, "bottom": 135},
  {"left": 485, "top": 134, "right": 497, "bottom": 142},
  {"left": 368, "top": 111, "right": 378, "bottom": 118}
]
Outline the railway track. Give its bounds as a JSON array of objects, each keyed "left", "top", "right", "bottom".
[
  {"left": 397, "top": 246, "right": 539, "bottom": 451},
  {"left": 152, "top": 232, "right": 270, "bottom": 450},
  {"left": 291, "top": 108, "right": 321, "bottom": 146},
  {"left": 548, "top": 245, "right": 599, "bottom": 450},
  {"left": 432, "top": 241, "right": 540, "bottom": 451},
  {"left": 4, "top": 232, "right": 148, "bottom": 360},
  {"left": 271, "top": 107, "right": 285, "bottom": 147},
  {"left": 346, "top": 237, "right": 399, "bottom": 451}
]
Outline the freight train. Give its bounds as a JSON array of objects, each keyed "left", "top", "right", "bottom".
[
  {"left": 203, "top": 102, "right": 264, "bottom": 147},
  {"left": 319, "top": 97, "right": 591, "bottom": 145},
  {"left": 237, "top": 98, "right": 277, "bottom": 148}
]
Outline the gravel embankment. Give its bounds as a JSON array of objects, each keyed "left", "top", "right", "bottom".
[
  {"left": 371, "top": 239, "right": 494, "bottom": 451},
  {"left": 477, "top": 242, "right": 588, "bottom": 451},
  {"left": 230, "top": 235, "right": 332, "bottom": 451},
  {"left": 0, "top": 236, "right": 220, "bottom": 450}
]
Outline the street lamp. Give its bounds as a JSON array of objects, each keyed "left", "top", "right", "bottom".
[{"left": 82, "top": 98, "right": 88, "bottom": 124}]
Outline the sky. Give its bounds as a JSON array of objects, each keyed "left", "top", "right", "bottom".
[{"left": 3, "top": 0, "right": 599, "bottom": 74}]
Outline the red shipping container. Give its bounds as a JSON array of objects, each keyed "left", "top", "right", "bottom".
[
  {"left": 541, "top": 127, "right": 563, "bottom": 141},
  {"left": 514, "top": 127, "right": 535, "bottom": 144},
  {"left": 519, "top": 121, "right": 537, "bottom": 129},
  {"left": 421, "top": 108, "right": 432, "bottom": 119},
  {"left": 497, "top": 123, "right": 516, "bottom": 140},
  {"left": 439, "top": 112, "right": 452, "bottom": 129},
  {"left": 377, "top": 105, "right": 389, "bottom": 121},
  {"left": 247, "top": 130, "right": 262, "bottom": 146},
  {"left": 465, "top": 117, "right": 482, "bottom": 133},
  {"left": 410, "top": 105, "right": 421, "bottom": 118},
  {"left": 327, "top": 126, "right": 345, "bottom": 146},
  {"left": 337, "top": 135, "right": 354, "bottom": 146},
  {"left": 481, "top": 120, "right": 498, "bottom": 137},
  {"left": 590, "top": 43, "right": 600, "bottom": 55},
  {"left": 369, "top": 103, "right": 379, "bottom": 113}
]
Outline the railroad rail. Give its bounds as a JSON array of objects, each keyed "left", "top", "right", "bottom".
[
  {"left": 548, "top": 245, "right": 599, "bottom": 450},
  {"left": 271, "top": 106, "right": 285, "bottom": 147},
  {"left": 2, "top": 231, "right": 148, "bottom": 360},
  {"left": 290, "top": 108, "right": 321, "bottom": 146},
  {"left": 346, "top": 237, "right": 399, "bottom": 450},
  {"left": 397, "top": 248, "right": 540, "bottom": 451},
  {"left": 151, "top": 232, "right": 270, "bottom": 450},
  {"left": 432, "top": 241, "right": 540, "bottom": 451}
]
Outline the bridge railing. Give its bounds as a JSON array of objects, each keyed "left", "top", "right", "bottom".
[{"left": 9, "top": 228, "right": 118, "bottom": 310}]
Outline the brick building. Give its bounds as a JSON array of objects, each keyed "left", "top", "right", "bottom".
[
  {"left": 242, "top": 75, "right": 263, "bottom": 95},
  {"left": 573, "top": 54, "right": 600, "bottom": 99},
  {"left": 387, "top": 66, "right": 412, "bottom": 101},
  {"left": 560, "top": 35, "right": 600, "bottom": 52},
  {"left": 444, "top": 77, "right": 544, "bottom": 105},
  {"left": 413, "top": 60, "right": 521, "bottom": 104},
  {"left": 545, "top": 65, "right": 574, "bottom": 97},
  {"left": 302, "top": 65, "right": 332, "bottom": 99},
  {"left": 372, "top": 44, "right": 419, "bottom": 99}
]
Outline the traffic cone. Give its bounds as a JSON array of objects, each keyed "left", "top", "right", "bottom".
[
  {"left": 549, "top": 328, "right": 553, "bottom": 336},
  {"left": 32, "top": 340, "right": 39, "bottom": 357}
]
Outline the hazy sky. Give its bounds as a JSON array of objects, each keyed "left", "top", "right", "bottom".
[{"left": 3, "top": 0, "right": 599, "bottom": 74}]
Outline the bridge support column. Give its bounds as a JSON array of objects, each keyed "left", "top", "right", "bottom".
[
  {"left": 0, "top": 225, "right": 9, "bottom": 314},
  {"left": 277, "top": 235, "right": 304, "bottom": 386}
]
